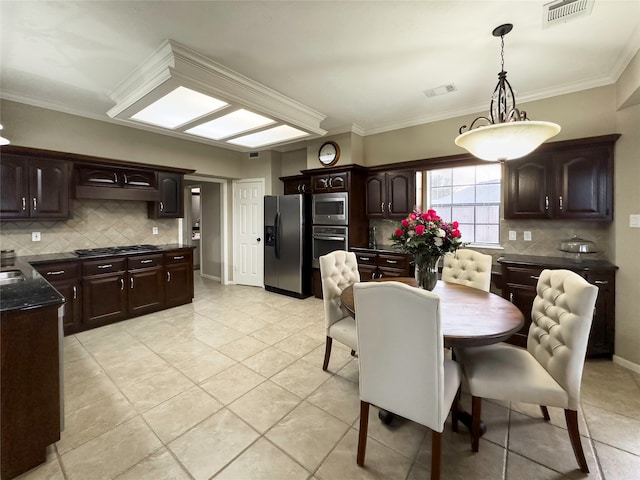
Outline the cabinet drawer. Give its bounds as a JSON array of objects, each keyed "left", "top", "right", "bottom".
[
  {"left": 34, "top": 260, "right": 81, "bottom": 281},
  {"left": 164, "top": 250, "right": 192, "bottom": 265},
  {"left": 376, "top": 254, "right": 409, "bottom": 270},
  {"left": 128, "top": 253, "right": 163, "bottom": 270},
  {"left": 503, "top": 266, "right": 544, "bottom": 287},
  {"left": 355, "top": 252, "right": 376, "bottom": 265},
  {"left": 83, "top": 257, "right": 126, "bottom": 276}
]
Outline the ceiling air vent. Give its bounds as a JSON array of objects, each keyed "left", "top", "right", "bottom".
[
  {"left": 543, "top": 0, "right": 594, "bottom": 28},
  {"left": 248, "top": 152, "right": 260, "bottom": 158}
]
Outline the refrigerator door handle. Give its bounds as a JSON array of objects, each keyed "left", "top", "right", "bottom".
[{"left": 275, "top": 212, "right": 281, "bottom": 259}]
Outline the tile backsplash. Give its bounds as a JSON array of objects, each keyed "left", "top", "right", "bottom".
[
  {"left": 0, "top": 199, "right": 178, "bottom": 256},
  {"left": 370, "top": 218, "right": 613, "bottom": 264}
]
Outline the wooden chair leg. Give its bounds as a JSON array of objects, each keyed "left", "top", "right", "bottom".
[
  {"left": 357, "top": 401, "right": 370, "bottom": 466},
  {"left": 431, "top": 430, "right": 441, "bottom": 480},
  {"left": 540, "top": 405, "right": 551, "bottom": 421},
  {"left": 451, "top": 387, "right": 461, "bottom": 433},
  {"left": 471, "top": 396, "right": 482, "bottom": 452},
  {"left": 322, "top": 336, "right": 333, "bottom": 371},
  {"left": 565, "top": 409, "right": 589, "bottom": 473}
]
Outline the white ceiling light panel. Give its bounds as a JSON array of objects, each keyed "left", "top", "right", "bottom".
[
  {"left": 227, "top": 125, "right": 309, "bottom": 148},
  {"left": 185, "top": 109, "right": 275, "bottom": 140},
  {"left": 130, "top": 86, "right": 228, "bottom": 129}
]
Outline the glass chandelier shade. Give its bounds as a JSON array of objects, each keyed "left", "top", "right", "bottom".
[{"left": 455, "top": 24, "right": 560, "bottom": 161}]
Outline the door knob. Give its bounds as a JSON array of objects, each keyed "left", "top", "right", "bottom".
[{"left": 257, "top": 238, "right": 261, "bottom": 242}]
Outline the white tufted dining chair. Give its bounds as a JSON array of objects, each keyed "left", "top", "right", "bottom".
[
  {"left": 353, "top": 281, "right": 461, "bottom": 480},
  {"left": 441, "top": 249, "right": 492, "bottom": 292},
  {"left": 456, "top": 269, "right": 598, "bottom": 473},
  {"left": 319, "top": 250, "right": 360, "bottom": 371}
]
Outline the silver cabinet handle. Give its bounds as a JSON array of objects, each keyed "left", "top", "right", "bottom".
[
  {"left": 530, "top": 275, "right": 540, "bottom": 281},
  {"left": 167, "top": 271, "right": 171, "bottom": 282},
  {"left": 173, "top": 255, "right": 184, "bottom": 260},
  {"left": 559, "top": 196, "right": 563, "bottom": 210},
  {"left": 72, "top": 285, "right": 77, "bottom": 299},
  {"left": 509, "top": 292, "right": 514, "bottom": 303},
  {"left": 381, "top": 202, "right": 385, "bottom": 214},
  {"left": 301, "top": 184, "right": 306, "bottom": 192},
  {"left": 120, "top": 278, "right": 124, "bottom": 290},
  {"left": 388, "top": 202, "right": 392, "bottom": 215},
  {"left": 328, "top": 177, "right": 333, "bottom": 188},
  {"left": 545, "top": 195, "right": 549, "bottom": 210},
  {"left": 140, "top": 259, "right": 153, "bottom": 264},
  {"left": 297, "top": 185, "right": 301, "bottom": 193},
  {"left": 98, "top": 264, "right": 113, "bottom": 269},
  {"left": 113, "top": 173, "right": 118, "bottom": 183},
  {"left": 130, "top": 277, "right": 134, "bottom": 289},
  {"left": 32, "top": 197, "right": 37, "bottom": 211},
  {"left": 22, "top": 197, "right": 26, "bottom": 211},
  {"left": 46, "top": 270, "right": 65, "bottom": 276},
  {"left": 360, "top": 257, "right": 371, "bottom": 261},
  {"left": 594, "top": 280, "right": 608, "bottom": 285},
  {"left": 371, "top": 272, "right": 376, "bottom": 279},
  {"left": 160, "top": 201, "right": 164, "bottom": 212},
  {"left": 123, "top": 174, "right": 128, "bottom": 184},
  {"left": 386, "top": 260, "right": 398, "bottom": 264}
]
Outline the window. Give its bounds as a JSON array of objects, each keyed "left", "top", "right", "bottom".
[{"left": 422, "top": 164, "right": 501, "bottom": 245}]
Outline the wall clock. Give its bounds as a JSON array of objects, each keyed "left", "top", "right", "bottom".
[{"left": 318, "top": 141, "right": 340, "bottom": 167}]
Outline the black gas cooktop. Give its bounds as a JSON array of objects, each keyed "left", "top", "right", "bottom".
[{"left": 74, "top": 244, "right": 161, "bottom": 257}]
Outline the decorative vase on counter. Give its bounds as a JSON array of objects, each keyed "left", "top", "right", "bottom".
[{"left": 414, "top": 255, "right": 440, "bottom": 291}]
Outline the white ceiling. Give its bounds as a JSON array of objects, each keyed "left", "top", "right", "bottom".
[{"left": 1, "top": 1, "right": 639, "bottom": 151}]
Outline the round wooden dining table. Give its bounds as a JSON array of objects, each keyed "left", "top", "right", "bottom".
[{"left": 340, "top": 277, "right": 524, "bottom": 349}]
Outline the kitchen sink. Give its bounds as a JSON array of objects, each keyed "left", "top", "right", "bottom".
[{"left": 0, "top": 270, "right": 25, "bottom": 284}]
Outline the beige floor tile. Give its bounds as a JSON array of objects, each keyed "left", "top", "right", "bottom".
[
  {"left": 150, "top": 338, "right": 214, "bottom": 365},
  {"left": 60, "top": 416, "right": 162, "bottom": 480},
  {"left": 242, "top": 346, "right": 297, "bottom": 377},
  {"left": 187, "top": 320, "right": 245, "bottom": 348},
  {"left": 168, "top": 409, "right": 259, "bottom": 480},
  {"left": 120, "top": 367, "right": 195, "bottom": 412},
  {"left": 594, "top": 440, "right": 640, "bottom": 480},
  {"left": 229, "top": 380, "right": 302, "bottom": 433},
  {"left": 215, "top": 437, "right": 310, "bottom": 480},
  {"left": 63, "top": 342, "right": 91, "bottom": 364},
  {"left": 506, "top": 451, "right": 578, "bottom": 480},
  {"left": 200, "top": 363, "right": 266, "bottom": 405},
  {"left": 250, "top": 323, "right": 296, "bottom": 345},
  {"left": 302, "top": 343, "right": 354, "bottom": 372},
  {"left": 508, "top": 410, "right": 598, "bottom": 477},
  {"left": 274, "top": 331, "right": 324, "bottom": 357},
  {"left": 582, "top": 403, "right": 640, "bottom": 455},
  {"left": 316, "top": 428, "right": 413, "bottom": 480},
  {"left": 217, "top": 314, "right": 270, "bottom": 334},
  {"left": 174, "top": 349, "right": 236, "bottom": 383},
  {"left": 582, "top": 360, "right": 640, "bottom": 420},
  {"left": 334, "top": 357, "right": 359, "bottom": 383},
  {"left": 271, "top": 358, "right": 332, "bottom": 397},
  {"left": 217, "top": 335, "right": 270, "bottom": 361},
  {"left": 277, "top": 313, "right": 318, "bottom": 332},
  {"left": 115, "top": 448, "right": 191, "bottom": 480},
  {"left": 255, "top": 308, "right": 289, "bottom": 324},
  {"left": 63, "top": 371, "right": 120, "bottom": 413},
  {"left": 266, "top": 401, "right": 350, "bottom": 471},
  {"left": 13, "top": 456, "right": 65, "bottom": 480},
  {"left": 57, "top": 391, "right": 137, "bottom": 454},
  {"left": 143, "top": 386, "right": 223, "bottom": 443},
  {"left": 63, "top": 355, "right": 104, "bottom": 388},
  {"left": 455, "top": 397, "right": 510, "bottom": 448},
  {"left": 307, "top": 375, "right": 361, "bottom": 425}
]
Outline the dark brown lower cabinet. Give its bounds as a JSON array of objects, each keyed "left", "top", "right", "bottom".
[
  {"left": 499, "top": 255, "right": 617, "bottom": 357},
  {"left": 353, "top": 248, "right": 412, "bottom": 281},
  {"left": 33, "top": 260, "right": 82, "bottom": 336},
  {"left": 82, "top": 257, "right": 128, "bottom": 329},
  {"left": 165, "top": 249, "right": 194, "bottom": 307},
  {"left": 1, "top": 303, "right": 61, "bottom": 480},
  {"left": 128, "top": 253, "right": 165, "bottom": 315}
]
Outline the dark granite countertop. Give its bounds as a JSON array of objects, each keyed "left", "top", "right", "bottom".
[
  {"left": 0, "top": 244, "right": 196, "bottom": 313},
  {"left": 498, "top": 254, "right": 618, "bottom": 270}
]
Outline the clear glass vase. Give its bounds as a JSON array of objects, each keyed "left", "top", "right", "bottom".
[{"left": 414, "top": 255, "right": 440, "bottom": 291}]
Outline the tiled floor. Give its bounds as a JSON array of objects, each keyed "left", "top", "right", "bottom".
[{"left": 17, "top": 274, "right": 640, "bottom": 480}]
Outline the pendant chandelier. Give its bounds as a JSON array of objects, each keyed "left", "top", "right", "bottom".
[{"left": 455, "top": 24, "right": 560, "bottom": 161}]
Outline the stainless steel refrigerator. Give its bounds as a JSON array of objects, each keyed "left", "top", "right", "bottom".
[{"left": 264, "top": 194, "right": 311, "bottom": 298}]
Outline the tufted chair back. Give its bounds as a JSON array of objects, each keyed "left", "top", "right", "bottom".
[
  {"left": 441, "top": 250, "right": 492, "bottom": 292},
  {"left": 319, "top": 250, "right": 360, "bottom": 331},
  {"left": 528, "top": 269, "right": 598, "bottom": 410}
]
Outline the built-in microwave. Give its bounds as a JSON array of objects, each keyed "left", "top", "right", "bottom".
[{"left": 312, "top": 192, "right": 348, "bottom": 225}]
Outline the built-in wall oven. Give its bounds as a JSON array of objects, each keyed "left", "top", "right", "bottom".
[
  {"left": 312, "top": 226, "right": 348, "bottom": 268},
  {"left": 312, "top": 192, "right": 348, "bottom": 226}
]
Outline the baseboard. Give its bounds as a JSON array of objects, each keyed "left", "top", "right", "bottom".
[
  {"left": 199, "top": 272, "right": 221, "bottom": 282},
  {"left": 613, "top": 355, "right": 640, "bottom": 374}
]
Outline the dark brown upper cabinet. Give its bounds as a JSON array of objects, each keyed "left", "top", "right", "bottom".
[
  {"left": 281, "top": 175, "right": 311, "bottom": 195},
  {"left": 0, "top": 155, "right": 71, "bottom": 220},
  {"left": 366, "top": 170, "right": 415, "bottom": 219},
  {"left": 75, "top": 164, "right": 158, "bottom": 201},
  {"left": 311, "top": 171, "right": 349, "bottom": 193},
  {"left": 148, "top": 172, "right": 184, "bottom": 218},
  {"left": 504, "top": 135, "right": 617, "bottom": 221}
]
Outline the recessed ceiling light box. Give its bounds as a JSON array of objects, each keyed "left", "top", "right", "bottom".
[{"left": 107, "top": 40, "right": 327, "bottom": 149}]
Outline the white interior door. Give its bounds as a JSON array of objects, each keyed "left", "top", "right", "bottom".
[{"left": 233, "top": 179, "right": 264, "bottom": 286}]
